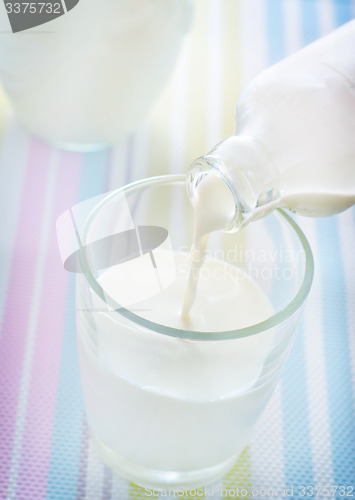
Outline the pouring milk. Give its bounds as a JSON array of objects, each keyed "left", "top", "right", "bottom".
[
  {"left": 186, "top": 20, "right": 355, "bottom": 235},
  {"left": 183, "top": 20, "right": 355, "bottom": 317}
]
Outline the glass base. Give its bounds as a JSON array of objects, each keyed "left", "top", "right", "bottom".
[{"left": 91, "top": 432, "right": 241, "bottom": 491}]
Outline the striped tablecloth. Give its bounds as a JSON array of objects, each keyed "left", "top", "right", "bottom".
[{"left": 0, "top": 1, "right": 354, "bottom": 498}]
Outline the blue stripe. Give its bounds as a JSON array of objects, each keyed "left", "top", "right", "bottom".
[
  {"left": 316, "top": 216, "right": 355, "bottom": 486},
  {"left": 281, "top": 321, "right": 314, "bottom": 487},
  {"left": 318, "top": 1, "right": 355, "bottom": 487},
  {"left": 46, "top": 150, "right": 110, "bottom": 499},
  {"left": 333, "top": 0, "right": 354, "bottom": 26},
  {"left": 300, "top": 0, "right": 319, "bottom": 45},
  {"left": 265, "top": 0, "right": 315, "bottom": 489},
  {"left": 266, "top": 0, "right": 285, "bottom": 64}
]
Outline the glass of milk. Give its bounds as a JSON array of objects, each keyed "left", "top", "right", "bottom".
[
  {"left": 73, "top": 175, "right": 313, "bottom": 489},
  {"left": 0, "top": 0, "right": 193, "bottom": 149}
]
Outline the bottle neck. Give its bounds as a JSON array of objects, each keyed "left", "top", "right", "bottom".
[{"left": 186, "top": 136, "right": 281, "bottom": 232}]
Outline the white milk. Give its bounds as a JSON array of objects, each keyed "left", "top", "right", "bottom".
[
  {"left": 77, "top": 250, "right": 276, "bottom": 486},
  {"left": 99, "top": 251, "right": 272, "bottom": 332},
  {"left": 182, "top": 174, "right": 236, "bottom": 317},
  {"left": 0, "top": 0, "right": 193, "bottom": 146}
]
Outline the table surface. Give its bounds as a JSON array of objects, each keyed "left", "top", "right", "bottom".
[{"left": 0, "top": 1, "right": 354, "bottom": 499}]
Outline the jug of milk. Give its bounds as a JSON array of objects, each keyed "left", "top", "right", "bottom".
[
  {"left": 0, "top": 0, "right": 193, "bottom": 149},
  {"left": 186, "top": 19, "right": 355, "bottom": 233}
]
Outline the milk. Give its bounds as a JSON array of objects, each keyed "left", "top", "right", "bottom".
[
  {"left": 77, "top": 250, "right": 276, "bottom": 486},
  {"left": 99, "top": 251, "right": 273, "bottom": 332},
  {"left": 0, "top": 0, "right": 193, "bottom": 146},
  {"left": 182, "top": 174, "right": 236, "bottom": 317}
]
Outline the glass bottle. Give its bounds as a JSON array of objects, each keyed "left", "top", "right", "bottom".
[{"left": 187, "top": 19, "right": 355, "bottom": 232}]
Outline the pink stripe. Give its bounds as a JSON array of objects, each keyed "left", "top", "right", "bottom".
[
  {"left": 15, "top": 150, "right": 82, "bottom": 499},
  {"left": 0, "top": 139, "right": 51, "bottom": 493},
  {"left": 102, "top": 466, "right": 113, "bottom": 500}
]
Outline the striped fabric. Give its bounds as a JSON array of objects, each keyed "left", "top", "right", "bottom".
[{"left": 0, "top": 1, "right": 354, "bottom": 498}]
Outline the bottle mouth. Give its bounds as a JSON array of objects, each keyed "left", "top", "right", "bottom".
[{"left": 186, "top": 156, "right": 245, "bottom": 233}]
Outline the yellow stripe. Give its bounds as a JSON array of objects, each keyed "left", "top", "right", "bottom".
[
  {"left": 222, "top": 446, "right": 252, "bottom": 499},
  {"left": 221, "top": 0, "right": 243, "bottom": 138},
  {"left": 180, "top": 0, "right": 209, "bottom": 229},
  {"left": 145, "top": 0, "right": 209, "bottom": 178},
  {"left": 0, "top": 86, "right": 10, "bottom": 140},
  {"left": 184, "top": 0, "right": 209, "bottom": 166},
  {"left": 145, "top": 67, "right": 175, "bottom": 177},
  {"left": 128, "top": 481, "right": 150, "bottom": 499},
  {"left": 145, "top": 0, "right": 243, "bottom": 179}
]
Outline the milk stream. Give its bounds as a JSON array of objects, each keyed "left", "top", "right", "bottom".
[{"left": 181, "top": 175, "right": 236, "bottom": 318}]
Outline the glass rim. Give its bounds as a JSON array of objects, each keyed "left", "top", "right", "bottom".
[{"left": 81, "top": 174, "right": 314, "bottom": 341}]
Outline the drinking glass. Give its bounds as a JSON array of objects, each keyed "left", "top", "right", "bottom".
[{"left": 71, "top": 175, "right": 313, "bottom": 489}]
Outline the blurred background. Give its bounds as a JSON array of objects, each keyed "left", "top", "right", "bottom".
[{"left": 0, "top": 0, "right": 354, "bottom": 498}]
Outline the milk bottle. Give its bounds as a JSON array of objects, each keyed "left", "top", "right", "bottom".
[{"left": 186, "top": 19, "right": 355, "bottom": 234}]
